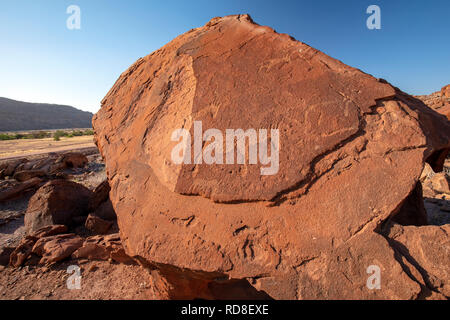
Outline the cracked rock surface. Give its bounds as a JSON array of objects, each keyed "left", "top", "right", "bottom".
[{"left": 93, "top": 14, "right": 450, "bottom": 299}]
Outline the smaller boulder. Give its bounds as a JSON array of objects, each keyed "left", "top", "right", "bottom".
[
  {"left": 0, "top": 247, "right": 15, "bottom": 266},
  {"left": 57, "top": 152, "right": 88, "bottom": 168},
  {"left": 93, "top": 199, "right": 116, "bottom": 221},
  {"left": 25, "top": 180, "right": 93, "bottom": 233},
  {"left": 32, "top": 233, "right": 84, "bottom": 265},
  {"left": 85, "top": 213, "right": 113, "bottom": 234},
  {"left": 88, "top": 179, "right": 111, "bottom": 211}
]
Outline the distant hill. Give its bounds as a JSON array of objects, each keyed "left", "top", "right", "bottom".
[{"left": 0, "top": 97, "right": 93, "bottom": 131}]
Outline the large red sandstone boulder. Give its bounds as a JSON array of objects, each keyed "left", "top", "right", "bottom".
[
  {"left": 93, "top": 15, "right": 450, "bottom": 299},
  {"left": 24, "top": 180, "right": 93, "bottom": 233}
]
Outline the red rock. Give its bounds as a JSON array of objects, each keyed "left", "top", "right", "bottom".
[
  {"left": 9, "top": 236, "right": 37, "bottom": 267},
  {"left": 32, "top": 233, "right": 84, "bottom": 265},
  {"left": 0, "top": 158, "right": 28, "bottom": 178},
  {"left": 57, "top": 152, "right": 88, "bottom": 168},
  {"left": 31, "top": 224, "right": 68, "bottom": 238},
  {"left": 92, "top": 199, "right": 116, "bottom": 221},
  {"left": 8, "top": 225, "right": 68, "bottom": 267},
  {"left": 441, "top": 84, "right": 450, "bottom": 99},
  {"left": 391, "top": 182, "right": 428, "bottom": 226},
  {"left": 88, "top": 179, "right": 111, "bottom": 211},
  {"left": 72, "top": 233, "right": 134, "bottom": 264},
  {"left": 13, "top": 170, "right": 46, "bottom": 182},
  {"left": 0, "top": 177, "right": 43, "bottom": 202},
  {"left": 93, "top": 15, "right": 450, "bottom": 299},
  {"left": 85, "top": 213, "right": 113, "bottom": 234},
  {"left": 415, "top": 84, "right": 450, "bottom": 120},
  {"left": 384, "top": 223, "right": 450, "bottom": 297},
  {"left": 0, "top": 247, "right": 15, "bottom": 266},
  {"left": 24, "top": 180, "right": 93, "bottom": 233},
  {"left": 430, "top": 172, "right": 450, "bottom": 194}
]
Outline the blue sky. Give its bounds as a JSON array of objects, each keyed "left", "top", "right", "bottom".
[{"left": 0, "top": 0, "right": 449, "bottom": 113}]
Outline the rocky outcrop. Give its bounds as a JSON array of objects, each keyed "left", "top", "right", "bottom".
[
  {"left": 415, "top": 84, "right": 450, "bottom": 120},
  {"left": 93, "top": 14, "right": 450, "bottom": 299}
]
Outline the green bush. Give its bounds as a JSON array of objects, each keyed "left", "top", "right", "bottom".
[
  {"left": 0, "top": 133, "right": 15, "bottom": 140},
  {"left": 1, "top": 129, "right": 92, "bottom": 141},
  {"left": 53, "top": 130, "right": 68, "bottom": 141},
  {"left": 72, "top": 130, "right": 83, "bottom": 136},
  {"left": 83, "top": 129, "right": 94, "bottom": 136}
]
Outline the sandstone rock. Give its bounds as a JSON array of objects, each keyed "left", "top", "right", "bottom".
[
  {"left": 0, "top": 247, "right": 15, "bottom": 266},
  {"left": 0, "top": 158, "right": 28, "bottom": 178},
  {"left": 442, "top": 85, "right": 450, "bottom": 99},
  {"left": 85, "top": 213, "right": 113, "bottom": 234},
  {"left": 8, "top": 225, "right": 68, "bottom": 267},
  {"left": 415, "top": 84, "right": 450, "bottom": 120},
  {"left": 88, "top": 179, "right": 111, "bottom": 211},
  {"left": 57, "top": 152, "right": 88, "bottom": 169},
  {"left": 92, "top": 199, "right": 116, "bottom": 221},
  {"left": 384, "top": 223, "right": 450, "bottom": 297},
  {"left": 391, "top": 182, "right": 428, "bottom": 226},
  {"left": 13, "top": 170, "right": 46, "bottom": 182},
  {"left": 419, "top": 163, "right": 434, "bottom": 182},
  {"left": 72, "top": 233, "right": 134, "bottom": 264},
  {"left": 32, "top": 233, "right": 83, "bottom": 265},
  {"left": 9, "top": 236, "right": 37, "bottom": 267},
  {"left": 430, "top": 172, "right": 450, "bottom": 194},
  {"left": 93, "top": 15, "right": 450, "bottom": 299},
  {"left": 24, "top": 180, "right": 93, "bottom": 233},
  {"left": 31, "top": 224, "right": 68, "bottom": 238},
  {"left": 0, "top": 177, "right": 43, "bottom": 202}
]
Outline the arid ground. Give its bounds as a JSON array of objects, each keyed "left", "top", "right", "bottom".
[{"left": 0, "top": 136, "right": 95, "bottom": 160}]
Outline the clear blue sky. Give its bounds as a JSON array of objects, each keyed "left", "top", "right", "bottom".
[{"left": 0, "top": 0, "right": 449, "bottom": 113}]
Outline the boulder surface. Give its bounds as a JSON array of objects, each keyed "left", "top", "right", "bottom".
[{"left": 93, "top": 15, "right": 450, "bottom": 299}]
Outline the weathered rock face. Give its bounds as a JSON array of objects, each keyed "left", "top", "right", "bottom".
[{"left": 93, "top": 15, "right": 450, "bottom": 299}]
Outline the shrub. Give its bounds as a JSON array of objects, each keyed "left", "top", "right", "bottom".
[
  {"left": 53, "top": 130, "right": 68, "bottom": 141},
  {"left": 0, "top": 133, "right": 15, "bottom": 140},
  {"left": 83, "top": 129, "right": 94, "bottom": 136}
]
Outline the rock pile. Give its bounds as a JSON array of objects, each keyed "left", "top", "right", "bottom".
[{"left": 0, "top": 151, "right": 93, "bottom": 203}]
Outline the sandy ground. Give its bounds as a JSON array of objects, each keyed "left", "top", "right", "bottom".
[
  {"left": 0, "top": 260, "right": 157, "bottom": 300},
  {"left": 0, "top": 136, "right": 96, "bottom": 160}
]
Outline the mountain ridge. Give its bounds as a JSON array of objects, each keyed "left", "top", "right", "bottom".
[{"left": 0, "top": 97, "right": 93, "bottom": 131}]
